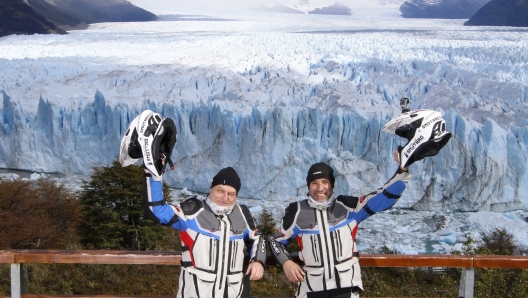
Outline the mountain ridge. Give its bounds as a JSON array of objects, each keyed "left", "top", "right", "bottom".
[
  {"left": 0, "top": 0, "right": 156, "bottom": 37},
  {"left": 0, "top": 0, "right": 66, "bottom": 37},
  {"left": 465, "top": 0, "right": 528, "bottom": 27}
]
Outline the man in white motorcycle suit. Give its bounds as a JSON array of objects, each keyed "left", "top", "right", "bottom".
[
  {"left": 120, "top": 110, "right": 266, "bottom": 298},
  {"left": 268, "top": 102, "right": 451, "bottom": 298},
  {"left": 269, "top": 151, "right": 411, "bottom": 298},
  {"left": 144, "top": 166, "right": 266, "bottom": 298}
]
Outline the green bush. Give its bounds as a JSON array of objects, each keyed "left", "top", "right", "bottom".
[
  {"left": 249, "top": 265, "right": 298, "bottom": 297},
  {"left": 461, "top": 228, "right": 528, "bottom": 298},
  {"left": 0, "top": 264, "right": 8, "bottom": 295},
  {"left": 362, "top": 266, "right": 459, "bottom": 297},
  {"left": 20, "top": 263, "right": 180, "bottom": 296},
  {"left": 78, "top": 160, "right": 179, "bottom": 251},
  {"left": 361, "top": 245, "right": 459, "bottom": 297}
]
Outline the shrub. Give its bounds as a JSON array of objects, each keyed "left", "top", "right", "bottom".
[
  {"left": 0, "top": 177, "right": 80, "bottom": 249},
  {"left": 77, "top": 160, "right": 180, "bottom": 251}
]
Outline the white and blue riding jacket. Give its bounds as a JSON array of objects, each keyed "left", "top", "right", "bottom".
[
  {"left": 269, "top": 168, "right": 412, "bottom": 297},
  {"left": 143, "top": 173, "right": 267, "bottom": 298}
]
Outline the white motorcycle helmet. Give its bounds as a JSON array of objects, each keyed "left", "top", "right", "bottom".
[
  {"left": 382, "top": 98, "right": 451, "bottom": 168},
  {"left": 119, "top": 110, "right": 177, "bottom": 176}
]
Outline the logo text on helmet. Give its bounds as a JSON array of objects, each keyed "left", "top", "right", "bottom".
[
  {"left": 421, "top": 116, "right": 442, "bottom": 129},
  {"left": 144, "top": 138, "right": 151, "bottom": 162},
  {"left": 432, "top": 121, "right": 446, "bottom": 137},
  {"left": 406, "top": 135, "right": 425, "bottom": 156}
]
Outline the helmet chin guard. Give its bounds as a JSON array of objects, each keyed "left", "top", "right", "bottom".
[
  {"left": 119, "top": 114, "right": 142, "bottom": 168},
  {"left": 119, "top": 110, "right": 177, "bottom": 176},
  {"left": 382, "top": 106, "right": 451, "bottom": 168}
]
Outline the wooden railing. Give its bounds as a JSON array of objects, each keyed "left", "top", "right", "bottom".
[{"left": 2, "top": 250, "right": 528, "bottom": 298}]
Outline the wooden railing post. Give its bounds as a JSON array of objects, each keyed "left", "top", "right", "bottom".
[
  {"left": 10, "top": 263, "right": 24, "bottom": 298},
  {"left": 458, "top": 267, "right": 474, "bottom": 298}
]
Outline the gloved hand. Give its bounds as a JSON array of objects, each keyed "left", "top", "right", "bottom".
[
  {"left": 394, "top": 147, "right": 408, "bottom": 171},
  {"left": 149, "top": 117, "right": 177, "bottom": 176}
]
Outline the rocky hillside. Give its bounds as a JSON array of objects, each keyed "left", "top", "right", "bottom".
[
  {"left": 27, "top": 0, "right": 83, "bottom": 28},
  {"left": 0, "top": 0, "right": 157, "bottom": 37},
  {"left": 47, "top": 0, "right": 156, "bottom": 24},
  {"left": 0, "top": 0, "right": 66, "bottom": 37},
  {"left": 465, "top": 0, "right": 528, "bottom": 27},
  {"left": 400, "top": 0, "right": 489, "bottom": 19}
]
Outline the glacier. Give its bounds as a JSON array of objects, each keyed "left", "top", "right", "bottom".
[{"left": 1, "top": 11, "right": 528, "bottom": 213}]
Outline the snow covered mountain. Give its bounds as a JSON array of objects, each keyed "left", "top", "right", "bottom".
[
  {"left": 1, "top": 12, "right": 527, "bottom": 213},
  {"left": 308, "top": 3, "right": 352, "bottom": 15},
  {"left": 130, "top": 1, "right": 405, "bottom": 17},
  {"left": 286, "top": 0, "right": 401, "bottom": 12},
  {"left": 400, "top": 0, "right": 489, "bottom": 19}
]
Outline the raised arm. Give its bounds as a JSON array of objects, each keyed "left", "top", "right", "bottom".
[
  {"left": 143, "top": 172, "right": 182, "bottom": 229},
  {"left": 336, "top": 149, "right": 413, "bottom": 223}
]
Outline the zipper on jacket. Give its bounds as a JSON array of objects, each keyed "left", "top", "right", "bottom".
[
  {"left": 336, "top": 229, "right": 342, "bottom": 259},
  {"left": 310, "top": 235, "right": 319, "bottom": 263},
  {"left": 218, "top": 218, "right": 227, "bottom": 290},
  {"left": 232, "top": 241, "right": 238, "bottom": 269},
  {"left": 209, "top": 238, "right": 213, "bottom": 267},
  {"left": 320, "top": 209, "right": 334, "bottom": 280}
]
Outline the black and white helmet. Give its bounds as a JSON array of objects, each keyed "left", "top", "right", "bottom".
[
  {"left": 119, "top": 110, "right": 177, "bottom": 176},
  {"left": 382, "top": 109, "right": 451, "bottom": 168}
]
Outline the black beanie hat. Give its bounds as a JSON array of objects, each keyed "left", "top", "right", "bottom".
[
  {"left": 210, "top": 167, "right": 241, "bottom": 194},
  {"left": 306, "top": 162, "right": 335, "bottom": 188}
]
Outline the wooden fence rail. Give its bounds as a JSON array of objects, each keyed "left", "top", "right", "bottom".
[{"left": 2, "top": 250, "right": 528, "bottom": 298}]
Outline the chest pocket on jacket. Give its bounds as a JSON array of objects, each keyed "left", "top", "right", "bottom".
[
  {"left": 192, "top": 234, "right": 218, "bottom": 271},
  {"left": 229, "top": 239, "right": 244, "bottom": 273},
  {"left": 300, "top": 234, "right": 323, "bottom": 267},
  {"left": 332, "top": 225, "right": 353, "bottom": 262}
]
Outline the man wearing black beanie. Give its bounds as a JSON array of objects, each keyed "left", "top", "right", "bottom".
[
  {"left": 205, "top": 166, "right": 242, "bottom": 215},
  {"left": 210, "top": 167, "right": 242, "bottom": 192},
  {"left": 121, "top": 111, "right": 265, "bottom": 297},
  {"left": 141, "top": 164, "right": 266, "bottom": 298},
  {"left": 135, "top": 142, "right": 266, "bottom": 298},
  {"left": 269, "top": 151, "right": 412, "bottom": 298}
]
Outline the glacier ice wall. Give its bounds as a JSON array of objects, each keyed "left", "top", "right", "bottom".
[
  {"left": 1, "top": 78, "right": 527, "bottom": 212},
  {"left": 1, "top": 15, "right": 527, "bottom": 212}
]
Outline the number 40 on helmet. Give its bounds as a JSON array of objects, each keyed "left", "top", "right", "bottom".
[
  {"left": 119, "top": 110, "right": 177, "bottom": 176},
  {"left": 382, "top": 98, "right": 452, "bottom": 168}
]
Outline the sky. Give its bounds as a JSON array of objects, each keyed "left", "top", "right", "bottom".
[
  {"left": 128, "top": 0, "right": 405, "bottom": 13},
  {"left": 129, "top": 0, "right": 256, "bottom": 11}
]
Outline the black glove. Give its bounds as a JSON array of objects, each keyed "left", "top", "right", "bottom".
[{"left": 150, "top": 118, "right": 177, "bottom": 175}]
